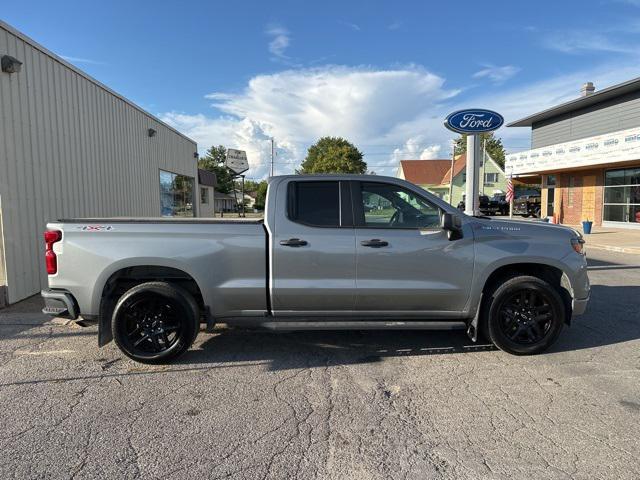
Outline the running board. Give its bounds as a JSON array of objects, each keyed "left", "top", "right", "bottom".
[{"left": 258, "top": 321, "right": 467, "bottom": 331}]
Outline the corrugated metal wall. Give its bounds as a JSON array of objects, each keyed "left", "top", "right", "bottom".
[{"left": 0, "top": 22, "right": 198, "bottom": 304}]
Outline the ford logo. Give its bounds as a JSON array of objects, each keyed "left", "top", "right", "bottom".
[{"left": 444, "top": 109, "right": 504, "bottom": 134}]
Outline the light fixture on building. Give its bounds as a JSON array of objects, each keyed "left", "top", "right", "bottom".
[
  {"left": 193, "top": 152, "right": 199, "bottom": 158},
  {"left": 148, "top": 128, "right": 157, "bottom": 137},
  {"left": 1, "top": 55, "right": 22, "bottom": 74}
]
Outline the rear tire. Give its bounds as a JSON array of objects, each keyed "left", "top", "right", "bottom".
[
  {"left": 482, "top": 275, "right": 565, "bottom": 355},
  {"left": 111, "top": 282, "right": 199, "bottom": 364}
]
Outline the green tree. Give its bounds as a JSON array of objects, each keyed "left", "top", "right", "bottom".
[
  {"left": 298, "top": 137, "right": 366, "bottom": 174},
  {"left": 453, "top": 133, "right": 506, "bottom": 170},
  {"left": 198, "top": 145, "right": 234, "bottom": 194},
  {"left": 254, "top": 181, "right": 268, "bottom": 210},
  {"left": 238, "top": 180, "right": 260, "bottom": 192}
]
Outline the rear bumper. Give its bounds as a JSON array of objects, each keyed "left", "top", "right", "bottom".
[{"left": 41, "top": 289, "right": 79, "bottom": 319}]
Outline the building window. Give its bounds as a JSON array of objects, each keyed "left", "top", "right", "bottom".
[
  {"left": 603, "top": 168, "right": 640, "bottom": 223},
  {"left": 545, "top": 175, "right": 556, "bottom": 216},
  {"left": 484, "top": 172, "right": 498, "bottom": 184},
  {"left": 546, "top": 175, "right": 556, "bottom": 187},
  {"left": 200, "top": 187, "right": 209, "bottom": 204},
  {"left": 159, "top": 170, "right": 195, "bottom": 217},
  {"left": 567, "top": 176, "right": 579, "bottom": 206}
]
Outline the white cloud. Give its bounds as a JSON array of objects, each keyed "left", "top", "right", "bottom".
[
  {"left": 391, "top": 137, "right": 442, "bottom": 162},
  {"left": 472, "top": 64, "right": 520, "bottom": 84},
  {"left": 161, "top": 112, "right": 301, "bottom": 179},
  {"left": 340, "top": 21, "right": 361, "bottom": 31},
  {"left": 162, "top": 66, "right": 458, "bottom": 178},
  {"left": 161, "top": 58, "right": 640, "bottom": 179},
  {"left": 387, "top": 21, "right": 402, "bottom": 31},
  {"left": 60, "top": 55, "right": 104, "bottom": 65},
  {"left": 266, "top": 24, "right": 291, "bottom": 60},
  {"left": 542, "top": 31, "right": 635, "bottom": 54}
]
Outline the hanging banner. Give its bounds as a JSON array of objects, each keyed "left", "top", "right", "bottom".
[{"left": 505, "top": 125, "right": 640, "bottom": 176}]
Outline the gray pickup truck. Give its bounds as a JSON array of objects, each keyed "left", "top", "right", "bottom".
[{"left": 42, "top": 175, "right": 590, "bottom": 363}]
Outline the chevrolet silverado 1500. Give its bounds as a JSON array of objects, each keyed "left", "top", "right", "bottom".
[{"left": 42, "top": 175, "right": 590, "bottom": 363}]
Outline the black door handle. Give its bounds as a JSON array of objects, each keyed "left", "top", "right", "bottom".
[
  {"left": 280, "top": 238, "right": 308, "bottom": 247},
  {"left": 361, "top": 239, "right": 389, "bottom": 248}
]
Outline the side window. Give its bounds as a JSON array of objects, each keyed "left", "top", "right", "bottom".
[
  {"left": 360, "top": 182, "right": 441, "bottom": 229},
  {"left": 288, "top": 181, "right": 340, "bottom": 227}
]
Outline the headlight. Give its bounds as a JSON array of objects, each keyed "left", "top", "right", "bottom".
[{"left": 571, "top": 237, "right": 585, "bottom": 254}]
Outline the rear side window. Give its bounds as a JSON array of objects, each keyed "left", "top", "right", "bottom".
[{"left": 288, "top": 181, "right": 340, "bottom": 227}]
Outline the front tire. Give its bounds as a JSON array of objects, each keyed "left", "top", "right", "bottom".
[
  {"left": 483, "top": 275, "right": 565, "bottom": 355},
  {"left": 112, "top": 282, "right": 199, "bottom": 364}
]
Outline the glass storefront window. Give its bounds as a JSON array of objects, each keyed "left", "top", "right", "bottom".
[
  {"left": 545, "top": 175, "right": 556, "bottom": 216},
  {"left": 603, "top": 168, "right": 640, "bottom": 224},
  {"left": 159, "top": 170, "right": 195, "bottom": 217}
]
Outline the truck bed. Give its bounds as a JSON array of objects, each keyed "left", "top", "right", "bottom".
[{"left": 47, "top": 218, "right": 268, "bottom": 318}]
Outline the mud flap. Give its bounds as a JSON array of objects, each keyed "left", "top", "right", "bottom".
[
  {"left": 98, "top": 315, "right": 113, "bottom": 347},
  {"left": 466, "top": 292, "right": 483, "bottom": 343},
  {"left": 98, "top": 296, "right": 114, "bottom": 347}
]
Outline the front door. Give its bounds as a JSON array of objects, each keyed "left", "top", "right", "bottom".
[
  {"left": 353, "top": 180, "right": 474, "bottom": 315},
  {"left": 270, "top": 179, "right": 356, "bottom": 314}
]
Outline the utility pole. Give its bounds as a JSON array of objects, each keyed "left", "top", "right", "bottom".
[{"left": 270, "top": 138, "right": 275, "bottom": 177}]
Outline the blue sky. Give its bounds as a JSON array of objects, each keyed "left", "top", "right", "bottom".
[{"left": 5, "top": 0, "right": 640, "bottom": 178}]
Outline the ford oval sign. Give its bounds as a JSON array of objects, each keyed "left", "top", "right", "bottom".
[{"left": 444, "top": 109, "right": 504, "bottom": 134}]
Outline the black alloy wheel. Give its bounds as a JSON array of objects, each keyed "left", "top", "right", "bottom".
[
  {"left": 122, "top": 296, "right": 182, "bottom": 354},
  {"left": 112, "top": 282, "right": 199, "bottom": 363},
  {"left": 497, "top": 289, "right": 553, "bottom": 345},
  {"left": 483, "top": 275, "right": 565, "bottom": 355}
]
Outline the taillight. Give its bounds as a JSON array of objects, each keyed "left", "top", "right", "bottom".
[
  {"left": 571, "top": 237, "right": 585, "bottom": 255},
  {"left": 44, "top": 230, "right": 62, "bottom": 274}
]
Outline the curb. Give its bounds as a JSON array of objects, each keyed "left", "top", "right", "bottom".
[{"left": 586, "top": 243, "right": 640, "bottom": 255}]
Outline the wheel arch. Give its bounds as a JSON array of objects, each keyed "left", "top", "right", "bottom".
[
  {"left": 477, "top": 261, "right": 573, "bottom": 328},
  {"left": 97, "top": 263, "right": 205, "bottom": 347}
]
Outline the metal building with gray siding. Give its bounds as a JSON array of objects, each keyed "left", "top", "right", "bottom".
[
  {"left": 507, "top": 79, "right": 640, "bottom": 228},
  {"left": 0, "top": 21, "right": 198, "bottom": 306}
]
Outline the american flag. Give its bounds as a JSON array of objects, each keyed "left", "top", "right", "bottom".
[{"left": 506, "top": 176, "right": 514, "bottom": 203}]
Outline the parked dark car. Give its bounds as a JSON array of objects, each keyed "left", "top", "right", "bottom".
[
  {"left": 457, "top": 195, "right": 499, "bottom": 215},
  {"left": 513, "top": 190, "right": 542, "bottom": 218},
  {"left": 491, "top": 193, "right": 509, "bottom": 215}
]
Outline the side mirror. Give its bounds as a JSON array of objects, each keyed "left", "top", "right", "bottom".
[{"left": 441, "top": 212, "right": 463, "bottom": 240}]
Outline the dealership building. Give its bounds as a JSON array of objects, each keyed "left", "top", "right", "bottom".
[
  {"left": 0, "top": 21, "right": 199, "bottom": 306},
  {"left": 506, "top": 79, "right": 640, "bottom": 228}
]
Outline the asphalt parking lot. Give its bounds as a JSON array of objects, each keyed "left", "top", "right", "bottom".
[{"left": 1, "top": 248, "right": 639, "bottom": 480}]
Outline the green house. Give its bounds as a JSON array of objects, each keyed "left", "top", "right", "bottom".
[{"left": 397, "top": 154, "right": 507, "bottom": 206}]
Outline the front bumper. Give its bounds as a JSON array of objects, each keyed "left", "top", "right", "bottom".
[
  {"left": 41, "top": 289, "right": 79, "bottom": 319},
  {"left": 572, "top": 294, "right": 590, "bottom": 316}
]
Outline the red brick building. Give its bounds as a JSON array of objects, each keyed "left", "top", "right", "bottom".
[{"left": 506, "top": 80, "right": 640, "bottom": 228}]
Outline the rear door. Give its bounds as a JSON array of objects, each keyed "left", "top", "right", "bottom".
[
  {"left": 270, "top": 179, "right": 356, "bottom": 314},
  {"left": 353, "top": 180, "right": 474, "bottom": 315}
]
